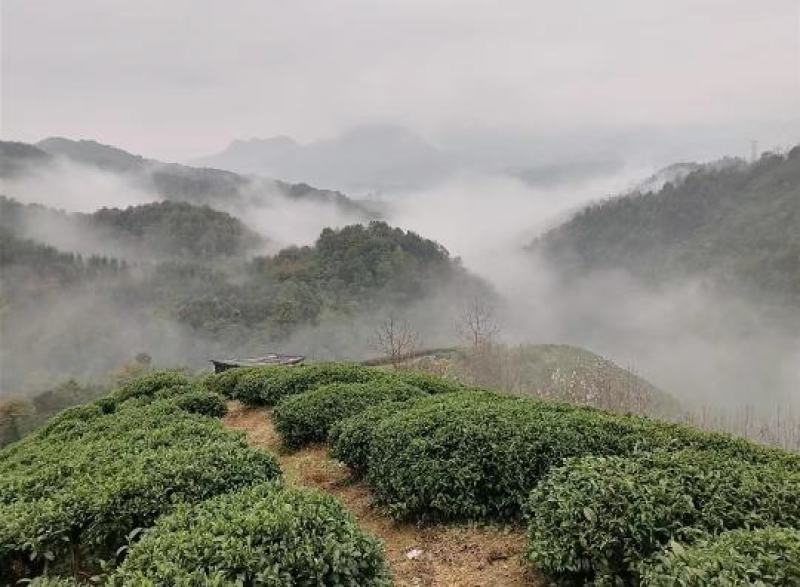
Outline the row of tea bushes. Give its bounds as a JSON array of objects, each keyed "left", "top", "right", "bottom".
[
  {"left": 330, "top": 391, "right": 796, "bottom": 522},
  {"left": 0, "top": 392, "right": 281, "bottom": 582},
  {"left": 111, "top": 482, "right": 392, "bottom": 586},
  {"left": 526, "top": 450, "right": 800, "bottom": 584},
  {"left": 314, "top": 376, "right": 799, "bottom": 584},
  {"left": 639, "top": 527, "right": 800, "bottom": 586},
  {"left": 273, "top": 381, "right": 426, "bottom": 448},
  {"left": 112, "top": 370, "right": 191, "bottom": 402},
  {"left": 202, "top": 365, "right": 800, "bottom": 585},
  {"left": 203, "top": 363, "right": 465, "bottom": 406},
  {"left": 2, "top": 370, "right": 394, "bottom": 585}
]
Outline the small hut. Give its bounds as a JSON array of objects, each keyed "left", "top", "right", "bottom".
[{"left": 210, "top": 353, "right": 305, "bottom": 373}]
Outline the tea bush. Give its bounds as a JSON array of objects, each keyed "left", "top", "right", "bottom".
[
  {"left": 0, "top": 398, "right": 280, "bottom": 582},
  {"left": 640, "top": 527, "right": 800, "bottom": 586},
  {"left": 161, "top": 387, "right": 228, "bottom": 417},
  {"left": 230, "top": 364, "right": 376, "bottom": 405},
  {"left": 525, "top": 451, "right": 800, "bottom": 585},
  {"left": 207, "top": 363, "right": 467, "bottom": 407},
  {"left": 128, "top": 384, "right": 228, "bottom": 417},
  {"left": 363, "top": 390, "right": 797, "bottom": 523},
  {"left": 391, "top": 370, "right": 467, "bottom": 394},
  {"left": 364, "top": 392, "right": 643, "bottom": 521},
  {"left": 112, "top": 482, "right": 392, "bottom": 586},
  {"left": 274, "top": 381, "right": 426, "bottom": 448},
  {"left": 202, "top": 366, "right": 268, "bottom": 397},
  {"left": 330, "top": 401, "right": 414, "bottom": 477},
  {"left": 113, "top": 370, "right": 190, "bottom": 402}
]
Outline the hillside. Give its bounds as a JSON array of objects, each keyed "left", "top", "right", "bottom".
[
  {"left": 402, "top": 344, "right": 679, "bottom": 416},
  {"left": 0, "top": 196, "right": 262, "bottom": 261},
  {"left": 533, "top": 148, "right": 800, "bottom": 308},
  {"left": 1, "top": 218, "right": 490, "bottom": 392},
  {"left": 172, "top": 221, "right": 486, "bottom": 333},
  {"left": 2, "top": 366, "right": 797, "bottom": 585},
  {"left": 0, "top": 138, "right": 373, "bottom": 218}
]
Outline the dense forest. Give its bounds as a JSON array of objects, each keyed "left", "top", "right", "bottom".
[
  {"left": 0, "top": 196, "right": 262, "bottom": 261},
  {"left": 151, "top": 221, "right": 481, "bottom": 334},
  {"left": 534, "top": 148, "right": 800, "bottom": 308},
  {"left": 0, "top": 201, "right": 488, "bottom": 391},
  {"left": 0, "top": 229, "right": 126, "bottom": 301}
]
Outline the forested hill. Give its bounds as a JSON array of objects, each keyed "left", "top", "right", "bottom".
[
  {"left": 0, "top": 138, "right": 372, "bottom": 216},
  {"left": 36, "top": 137, "right": 368, "bottom": 213},
  {"left": 0, "top": 196, "right": 262, "bottom": 261},
  {"left": 1, "top": 218, "right": 489, "bottom": 390},
  {"left": 534, "top": 147, "right": 800, "bottom": 307},
  {"left": 178, "top": 221, "right": 484, "bottom": 333}
]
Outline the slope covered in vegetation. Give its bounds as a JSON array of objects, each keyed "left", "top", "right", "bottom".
[
  {"left": 1, "top": 216, "right": 487, "bottom": 392},
  {"left": 32, "top": 137, "right": 370, "bottom": 215},
  {"left": 404, "top": 344, "right": 678, "bottom": 416},
  {"left": 208, "top": 362, "right": 800, "bottom": 586},
  {"left": 0, "top": 196, "right": 262, "bottom": 261},
  {"left": 0, "top": 370, "right": 391, "bottom": 585},
  {"left": 534, "top": 148, "right": 800, "bottom": 307},
  {"left": 4, "top": 364, "right": 800, "bottom": 585}
]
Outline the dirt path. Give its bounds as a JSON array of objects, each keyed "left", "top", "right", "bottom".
[{"left": 224, "top": 401, "right": 538, "bottom": 587}]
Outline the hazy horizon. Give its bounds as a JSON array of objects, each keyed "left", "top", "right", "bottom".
[{"left": 3, "top": 1, "right": 800, "bottom": 165}]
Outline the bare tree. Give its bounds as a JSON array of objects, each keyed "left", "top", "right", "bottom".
[
  {"left": 456, "top": 296, "right": 500, "bottom": 349},
  {"left": 371, "top": 315, "right": 420, "bottom": 369}
]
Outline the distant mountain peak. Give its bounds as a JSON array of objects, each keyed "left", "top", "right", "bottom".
[{"left": 192, "top": 124, "right": 451, "bottom": 194}]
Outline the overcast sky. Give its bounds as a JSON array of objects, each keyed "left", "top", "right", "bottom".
[{"left": 2, "top": 0, "right": 800, "bottom": 162}]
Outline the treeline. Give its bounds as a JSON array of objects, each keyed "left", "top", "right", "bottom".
[
  {"left": 0, "top": 229, "right": 127, "bottom": 298},
  {"left": 90, "top": 200, "right": 261, "bottom": 258},
  {"left": 0, "top": 196, "right": 261, "bottom": 261},
  {"left": 173, "top": 221, "right": 483, "bottom": 333},
  {"left": 535, "top": 147, "right": 800, "bottom": 307},
  {"left": 1, "top": 217, "right": 488, "bottom": 391}
]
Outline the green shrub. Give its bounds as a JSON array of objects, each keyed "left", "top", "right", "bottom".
[
  {"left": 154, "top": 386, "right": 228, "bottom": 417},
  {"left": 0, "top": 399, "right": 280, "bottom": 583},
  {"left": 392, "top": 371, "right": 466, "bottom": 394},
  {"left": 20, "top": 400, "right": 113, "bottom": 448},
  {"left": 274, "top": 381, "right": 425, "bottom": 448},
  {"left": 201, "top": 367, "right": 248, "bottom": 397},
  {"left": 365, "top": 392, "right": 623, "bottom": 521},
  {"left": 115, "top": 380, "right": 228, "bottom": 418},
  {"left": 112, "top": 482, "right": 392, "bottom": 586},
  {"left": 330, "top": 401, "right": 413, "bottom": 477},
  {"left": 363, "top": 391, "right": 796, "bottom": 523},
  {"left": 231, "top": 364, "right": 384, "bottom": 406},
  {"left": 640, "top": 527, "right": 800, "bottom": 586},
  {"left": 203, "top": 363, "right": 467, "bottom": 408},
  {"left": 525, "top": 451, "right": 800, "bottom": 585},
  {"left": 113, "top": 370, "right": 190, "bottom": 402}
]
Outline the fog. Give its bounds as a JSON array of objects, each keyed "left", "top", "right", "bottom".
[
  {"left": 4, "top": 1, "right": 799, "bottom": 162},
  {"left": 2, "top": 0, "right": 799, "bottom": 420},
  {"left": 377, "top": 169, "right": 800, "bottom": 409},
  {"left": 235, "top": 181, "right": 371, "bottom": 252},
  {"left": 4, "top": 153, "right": 798, "bottom": 414},
  {"left": 5, "top": 157, "right": 158, "bottom": 213}
]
